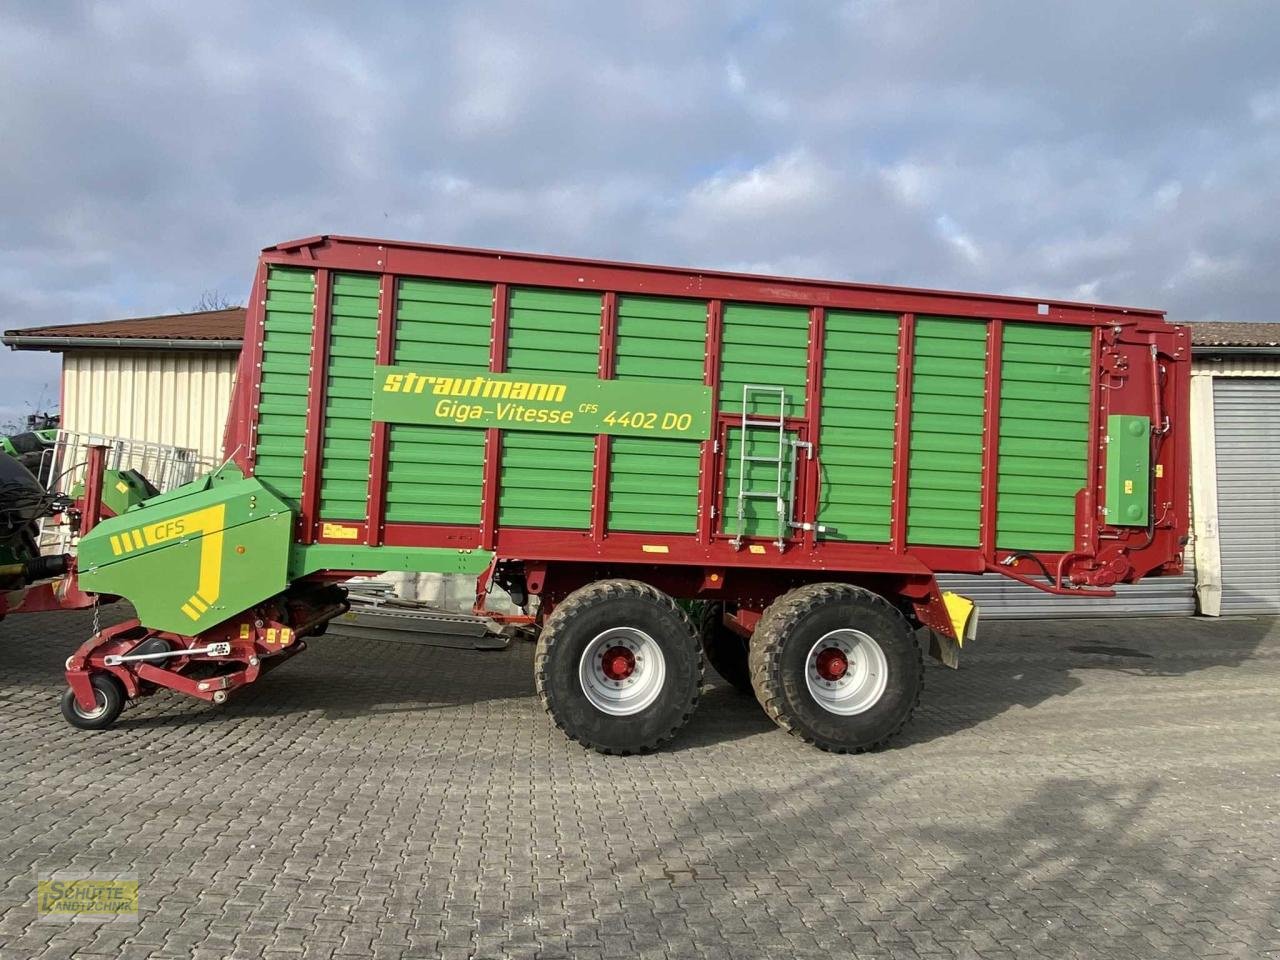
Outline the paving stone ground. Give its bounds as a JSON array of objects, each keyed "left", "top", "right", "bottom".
[{"left": 1, "top": 606, "right": 1277, "bottom": 959}]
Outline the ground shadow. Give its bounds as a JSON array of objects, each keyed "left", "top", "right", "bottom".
[
  {"left": 4, "top": 606, "right": 1274, "bottom": 752},
  {"left": 892, "top": 613, "right": 1275, "bottom": 749}
]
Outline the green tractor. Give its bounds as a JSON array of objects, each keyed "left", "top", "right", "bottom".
[{"left": 0, "top": 446, "right": 72, "bottom": 620}]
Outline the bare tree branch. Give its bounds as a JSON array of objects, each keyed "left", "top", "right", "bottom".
[{"left": 191, "top": 289, "right": 241, "bottom": 311}]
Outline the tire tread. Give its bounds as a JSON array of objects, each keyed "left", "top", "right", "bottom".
[
  {"left": 748, "top": 582, "right": 922, "bottom": 753},
  {"left": 534, "top": 579, "right": 703, "bottom": 755}
]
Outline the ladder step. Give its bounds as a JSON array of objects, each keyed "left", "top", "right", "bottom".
[
  {"left": 742, "top": 418, "right": 785, "bottom": 428},
  {"left": 741, "top": 491, "right": 782, "bottom": 499},
  {"left": 742, "top": 455, "right": 782, "bottom": 463}
]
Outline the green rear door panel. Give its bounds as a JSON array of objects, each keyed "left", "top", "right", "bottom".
[
  {"left": 718, "top": 303, "right": 810, "bottom": 419},
  {"left": 498, "top": 288, "right": 601, "bottom": 529},
  {"left": 717, "top": 303, "right": 810, "bottom": 539},
  {"left": 608, "top": 296, "right": 707, "bottom": 534},
  {"left": 254, "top": 266, "right": 315, "bottom": 507},
  {"left": 385, "top": 278, "right": 493, "bottom": 525},
  {"left": 816, "top": 311, "right": 899, "bottom": 543},
  {"left": 995, "top": 323, "right": 1092, "bottom": 551},
  {"left": 719, "top": 426, "right": 797, "bottom": 539},
  {"left": 906, "top": 317, "right": 988, "bottom": 547},
  {"left": 319, "top": 273, "right": 380, "bottom": 520}
]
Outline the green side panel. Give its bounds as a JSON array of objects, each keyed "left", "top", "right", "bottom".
[
  {"left": 718, "top": 303, "right": 810, "bottom": 418},
  {"left": 608, "top": 295, "right": 706, "bottom": 533},
  {"left": 498, "top": 287, "right": 600, "bottom": 529},
  {"left": 77, "top": 469, "right": 293, "bottom": 635},
  {"left": 995, "top": 323, "right": 1093, "bottom": 551},
  {"left": 318, "top": 272, "right": 379, "bottom": 521},
  {"left": 719, "top": 426, "right": 796, "bottom": 540},
  {"left": 816, "top": 311, "right": 900, "bottom": 543},
  {"left": 386, "top": 278, "right": 493, "bottom": 525},
  {"left": 906, "top": 317, "right": 988, "bottom": 547},
  {"left": 1104, "top": 414, "right": 1150, "bottom": 527},
  {"left": 254, "top": 266, "right": 316, "bottom": 508}
]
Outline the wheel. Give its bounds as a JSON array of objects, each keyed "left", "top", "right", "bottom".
[
  {"left": 60, "top": 674, "right": 126, "bottom": 731},
  {"left": 749, "top": 583, "right": 922, "bottom": 753},
  {"left": 535, "top": 580, "right": 703, "bottom": 755},
  {"left": 693, "top": 601, "right": 752, "bottom": 695}
]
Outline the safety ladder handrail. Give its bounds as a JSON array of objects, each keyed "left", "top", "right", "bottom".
[{"left": 731, "top": 384, "right": 789, "bottom": 551}]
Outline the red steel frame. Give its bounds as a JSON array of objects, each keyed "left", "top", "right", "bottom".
[
  {"left": 801, "top": 306, "right": 824, "bottom": 551},
  {"left": 365, "top": 274, "right": 397, "bottom": 546},
  {"left": 591, "top": 292, "right": 619, "bottom": 542},
  {"left": 479, "top": 283, "right": 510, "bottom": 551},
  {"left": 298, "top": 268, "right": 333, "bottom": 543},
  {"left": 890, "top": 313, "right": 916, "bottom": 554},
  {"left": 226, "top": 235, "right": 1190, "bottom": 609},
  {"left": 979, "top": 319, "right": 1004, "bottom": 561},
  {"left": 696, "top": 300, "right": 724, "bottom": 545}
]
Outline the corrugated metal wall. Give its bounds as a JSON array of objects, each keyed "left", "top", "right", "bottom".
[
  {"left": 62, "top": 349, "right": 238, "bottom": 463},
  {"left": 939, "top": 553, "right": 1197, "bottom": 620},
  {"left": 1212, "top": 377, "right": 1280, "bottom": 614},
  {"left": 1193, "top": 355, "right": 1280, "bottom": 377}
]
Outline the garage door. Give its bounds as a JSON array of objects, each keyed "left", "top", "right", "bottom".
[{"left": 1213, "top": 378, "right": 1280, "bottom": 614}]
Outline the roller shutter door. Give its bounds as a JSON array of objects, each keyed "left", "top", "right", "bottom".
[{"left": 1213, "top": 378, "right": 1280, "bottom": 614}]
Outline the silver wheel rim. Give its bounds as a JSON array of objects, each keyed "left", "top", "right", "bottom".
[
  {"left": 578, "top": 627, "right": 666, "bottom": 716},
  {"left": 804, "top": 629, "right": 888, "bottom": 715},
  {"left": 75, "top": 689, "right": 108, "bottom": 720}
]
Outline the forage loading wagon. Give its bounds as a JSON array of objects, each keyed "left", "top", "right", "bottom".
[{"left": 52, "top": 235, "right": 1188, "bottom": 753}]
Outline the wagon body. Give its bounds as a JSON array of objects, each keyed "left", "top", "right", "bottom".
[
  {"left": 220, "top": 235, "right": 1188, "bottom": 606},
  {"left": 59, "top": 234, "right": 1190, "bottom": 748}
]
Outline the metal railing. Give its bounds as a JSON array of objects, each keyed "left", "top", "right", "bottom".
[{"left": 37, "top": 431, "right": 213, "bottom": 553}]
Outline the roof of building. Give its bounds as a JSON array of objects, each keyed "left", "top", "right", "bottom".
[
  {"left": 1188, "top": 321, "right": 1280, "bottom": 349},
  {"left": 2, "top": 307, "right": 246, "bottom": 351}
]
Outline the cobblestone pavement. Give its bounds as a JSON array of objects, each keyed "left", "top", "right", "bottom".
[{"left": 1, "top": 607, "right": 1277, "bottom": 960}]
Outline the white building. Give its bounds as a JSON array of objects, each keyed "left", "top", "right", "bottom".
[{"left": 3, "top": 307, "right": 244, "bottom": 464}]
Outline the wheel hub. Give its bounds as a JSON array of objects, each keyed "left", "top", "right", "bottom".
[
  {"left": 600, "top": 646, "right": 636, "bottom": 681},
  {"left": 814, "top": 647, "right": 848, "bottom": 682},
  {"left": 804, "top": 629, "right": 889, "bottom": 716},
  {"left": 75, "top": 690, "right": 109, "bottom": 720},
  {"left": 578, "top": 627, "right": 667, "bottom": 716}
]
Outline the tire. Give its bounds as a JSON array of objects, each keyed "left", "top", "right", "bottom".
[
  {"left": 693, "top": 601, "right": 752, "bottom": 695},
  {"left": 60, "top": 674, "right": 126, "bottom": 731},
  {"left": 535, "top": 580, "right": 703, "bottom": 755},
  {"left": 749, "top": 583, "right": 922, "bottom": 753}
]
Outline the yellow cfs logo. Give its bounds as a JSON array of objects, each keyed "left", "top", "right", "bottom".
[{"left": 107, "top": 505, "right": 227, "bottom": 623}]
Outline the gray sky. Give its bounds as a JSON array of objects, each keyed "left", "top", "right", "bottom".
[{"left": 2, "top": 1, "right": 1278, "bottom": 425}]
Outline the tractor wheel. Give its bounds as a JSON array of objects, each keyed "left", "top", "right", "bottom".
[
  {"left": 535, "top": 580, "right": 703, "bottom": 755},
  {"left": 749, "top": 583, "right": 922, "bottom": 753},
  {"left": 60, "top": 674, "right": 126, "bottom": 731},
  {"left": 693, "top": 601, "right": 752, "bottom": 695}
]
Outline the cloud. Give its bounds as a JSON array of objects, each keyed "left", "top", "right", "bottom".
[{"left": 2, "top": 0, "right": 1280, "bottom": 421}]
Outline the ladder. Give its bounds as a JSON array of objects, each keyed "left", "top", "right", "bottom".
[{"left": 731, "top": 385, "right": 790, "bottom": 551}]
